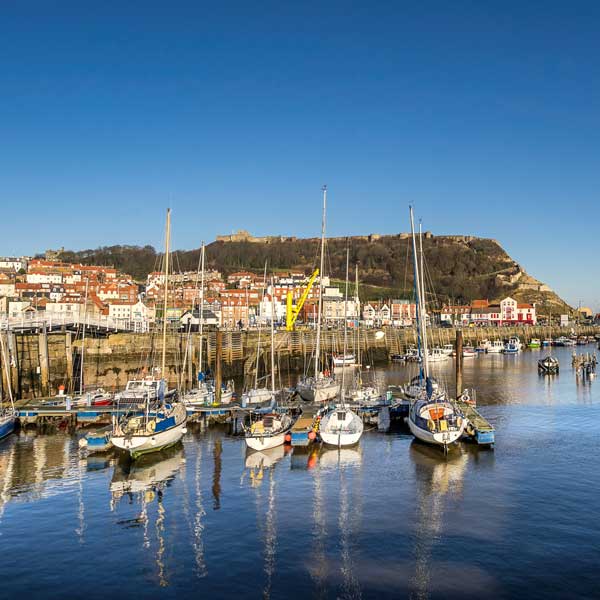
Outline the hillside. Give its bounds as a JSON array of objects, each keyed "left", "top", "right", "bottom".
[{"left": 55, "top": 234, "right": 571, "bottom": 313}]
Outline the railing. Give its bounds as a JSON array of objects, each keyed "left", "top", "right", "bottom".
[{"left": 0, "top": 312, "right": 141, "bottom": 332}]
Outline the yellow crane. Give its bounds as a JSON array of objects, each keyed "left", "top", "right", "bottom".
[{"left": 286, "top": 268, "right": 319, "bottom": 331}]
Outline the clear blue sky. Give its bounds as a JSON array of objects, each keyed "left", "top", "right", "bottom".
[{"left": 1, "top": 1, "right": 599, "bottom": 309}]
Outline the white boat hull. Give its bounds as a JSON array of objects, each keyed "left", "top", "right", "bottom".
[
  {"left": 408, "top": 418, "right": 465, "bottom": 446},
  {"left": 320, "top": 407, "right": 364, "bottom": 447},
  {"left": 245, "top": 432, "right": 286, "bottom": 451},
  {"left": 297, "top": 380, "right": 340, "bottom": 403}
]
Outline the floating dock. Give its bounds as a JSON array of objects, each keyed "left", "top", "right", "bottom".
[{"left": 456, "top": 399, "right": 495, "bottom": 445}]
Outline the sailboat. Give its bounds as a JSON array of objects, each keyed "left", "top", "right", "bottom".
[
  {"left": 181, "top": 243, "right": 233, "bottom": 410},
  {"left": 111, "top": 209, "right": 187, "bottom": 459},
  {"left": 406, "top": 207, "right": 465, "bottom": 450},
  {"left": 319, "top": 247, "right": 364, "bottom": 447},
  {"left": 0, "top": 331, "right": 17, "bottom": 441},
  {"left": 244, "top": 280, "right": 294, "bottom": 450},
  {"left": 297, "top": 186, "right": 340, "bottom": 403},
  {"left": 242, "top": 269, "right": 278, "bottom": 406}
]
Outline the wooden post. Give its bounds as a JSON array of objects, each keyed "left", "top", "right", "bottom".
[
  {"left": 455, "top": 329, "right": 463, "bottom": 398},
  {"left": 65, "top": 332, "right": 73, "bottom": 391},
  {"left": 215, "top": 328, "right": 222, "bottom": 403},
  {"left": 38, "top": 330, "right": 50, "bottom": 397}
]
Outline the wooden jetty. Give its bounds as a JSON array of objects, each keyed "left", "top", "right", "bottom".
[{"left": 456, "top": 398, "right": 495, "bottom": 445}]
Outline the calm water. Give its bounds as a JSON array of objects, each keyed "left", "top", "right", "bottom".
[{"left": 1, "top": 346, "right": 599, "bottom": 599}]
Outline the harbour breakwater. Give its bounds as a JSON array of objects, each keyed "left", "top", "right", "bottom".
[{"left": 1, "top": 325, "right": 598, "bottom": 400}]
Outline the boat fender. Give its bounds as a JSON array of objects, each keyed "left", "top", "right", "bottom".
[
  {"left": 308, "top": 431, "right": 317, "bottom": 440},
  {"left": 146, "top": 421, "right": 156, "bottom": 433}
]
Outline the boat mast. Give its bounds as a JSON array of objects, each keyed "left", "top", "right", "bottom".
[
  {"left": 270, "top": 276, "right": 276, "bottom": 395},
  {"left": 340, "top": 246, "right": 350, "bottom": 405},
  {"left": 79, "top": 276, "right": 89, "bottom": 394},
  {"left": 161, "top": 208, "right": 171, "bottom": 381},
  {"left": 198, "top": 242, "right": 205, "bottom": 380},
  {"left": 355, "top": 263, "right": 360, "bottom": 374},
  {"left": 255, "top": 261, "right": 267, "bottom": 389},
  {"left": 409, "top": 207, "right": 428, "bottom": 379},
  {"left": 315, "top": 185, "right": 327, "bottom": 380},
  {"left": 418, "top": 221, "right": 430, "bottom": 375},
  {"left": 0, "top": 330, "right": 14, "bottom": 409}
]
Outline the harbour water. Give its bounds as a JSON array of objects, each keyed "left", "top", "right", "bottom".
[{"left": 1, "top": 345, "right": 599, "bottom": 599}]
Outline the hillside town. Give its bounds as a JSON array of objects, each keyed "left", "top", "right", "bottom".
[{"left": 0, "top": 253, "right": 578, "bottom": 332}]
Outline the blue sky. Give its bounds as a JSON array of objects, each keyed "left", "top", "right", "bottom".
[{"left": 1, "top": 1, "right": 599, "bottom": 309}]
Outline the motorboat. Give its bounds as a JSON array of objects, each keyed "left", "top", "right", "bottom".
[
  {"left": 528, "top": 338, "right": 541, "bottom": 348},
  {"left": 428, "top": 347, "right": 451, "bottom": 362},
  {"left": 487, "top": 340, "right": 505, "bottom": 353},
  {"left": 475, "top": 340, "right": 490, "bottom": 353},
  {"left": 538, "top": 356, "right": 559, "bottom": 374},
  {"left": 441, "top": 344, "right": 454, "bottom": 356},
  {"left": 462, "top": 346, "right": 476, "bottom": 357}
]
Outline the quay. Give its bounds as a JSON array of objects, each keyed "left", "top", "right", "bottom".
[{"left": 1, "top": 324, "right": 598, "bottom": 401}]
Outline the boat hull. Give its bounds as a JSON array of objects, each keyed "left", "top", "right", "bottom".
[
  {"left": 408, "top": 418, "right": 464, "bottom": 446},
  {"left": 319, "top": 408, "right": 364, "bottom": 447},
  {"left": 112, "top": 413, "right": 187, "bottom": 459},
  {"left": 297, "top": 380, "right": 340, "bottom": 403},
  {"left": 320, "top": 429, "right": 362, "bottom": 446},
  {"left": 245, "top": 432, "right": 286, "bottom": 451},
  {"left": 0, "top": 415, "right": 16, "bottom": 441}
]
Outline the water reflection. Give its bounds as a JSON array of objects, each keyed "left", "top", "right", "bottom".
[
  {"left": 409, "top": 442, "right": 469, "bottom": 599},
  {"left": 110, "top": 446, "right": 185, "bottom": 588}
]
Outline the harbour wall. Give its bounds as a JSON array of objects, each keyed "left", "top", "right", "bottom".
[{"left": 1, "top": 325, "right": 598, "bottom": 399}]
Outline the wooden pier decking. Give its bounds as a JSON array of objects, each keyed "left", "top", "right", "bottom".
[{"left": 456, "top": 399, "right": 495, "bottom": 445}]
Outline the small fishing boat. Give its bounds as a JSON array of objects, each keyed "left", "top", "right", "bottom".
[
  {"left": 475, "top": 340, "right": 490, "bottom": 353},
  {"left": 487, "top": 340, "right": 505, "bottom": 354},
  {"left": 114, "top": 377, "right": 177, "bottom": 408},
  {"left": 441, "top": 344, "right": 454, "bottom": 356},
  {"left": 538, "top": 356, "right": 559, "bottom": 374},
  {"left": 503, "top": 337, "right": 521, "bottom": 354},
  {"left": 428, "top": 347, "right": 451, "bottom": 362},
  {"left": 528, "top": 338, "right": 541, "bottom": 348},
  {"left": 244, "top": 412, "right": 294, "bottom": 451},
  {"left": 542, "top": 339, "right": 553, "bottom": 347},
  {"left": 462, "top": 345, "right": 476, "bottom": 357},
  {"left": 79, "top": 425, "right": 113, "bottom": 453}
]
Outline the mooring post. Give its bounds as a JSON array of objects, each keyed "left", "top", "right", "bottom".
[
  {"left": 39, "top": 328, "right": 50, "bottom": 397},
  {"left": 215, "top": 328, "right": 222, "bottom": 403},
  {"left": 456, "top": 329, "right": 463, "bottom": 398}
]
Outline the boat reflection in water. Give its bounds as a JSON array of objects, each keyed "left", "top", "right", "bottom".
[
  {"left": 110, "top": 445, "right": 185, "bottom": 587},
  {"left": 309, "top": 445, "right": 363, "bottom": 599},
  {"left": 243, "top": 445, "right": 288, "bottom": 599},
  {"left": 409, "top": 441, "right": 470, "bottom": 598}
]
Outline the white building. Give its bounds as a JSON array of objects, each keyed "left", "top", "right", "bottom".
[
  {"left": 0, "top": 257, "right": 27, "bottom": 272},
  {"left": 26, "top": 271, "right": 63, "bottom": 284}
]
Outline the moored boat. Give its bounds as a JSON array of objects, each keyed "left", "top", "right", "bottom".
[{"left": 244, "top": 412, "right": 294, "bottom": 451}]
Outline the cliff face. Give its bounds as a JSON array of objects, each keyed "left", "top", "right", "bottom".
[{"left": 57, "top": 233, "right": 571, "bottom": 310}]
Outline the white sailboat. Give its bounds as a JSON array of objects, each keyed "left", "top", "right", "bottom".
[
  {"left": 406, "top": 208, "right": 465, "bottom": 450},
  {"left": 111, "top": 209, "right": 187, "bottom": 459},
  {"left": 244, "top": 281, "right": 293, "bottom": 450},
  {"left": 181, "top": 243, "right": 233, "bottom": 410},
  {"left": 242, "top": 272, "right": 278, "bottom": 406},
  {"left": 319, "top": 247, "right": 364, "bottom": 447},
  {"left": 0, "top": 330, "right": 17, "bottom": 441},
  {"left": 297, "top": 186, "right": 340, "bottom": 403}
]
